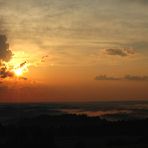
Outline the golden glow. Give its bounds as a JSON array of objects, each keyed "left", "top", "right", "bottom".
[
  {"left": 13, "top": 62, "right": 28, "bottom": 77},
  {"left": 14, "top": 68, "right": 23, "bottom": 76}
]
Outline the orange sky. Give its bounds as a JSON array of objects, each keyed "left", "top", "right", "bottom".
[{"left": 0, "top": 0, "right": 148, "bottom": 102}]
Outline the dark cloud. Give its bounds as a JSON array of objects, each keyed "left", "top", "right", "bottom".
[
  {"left": 95, "top": 75, "right": 148, "bottom": 81},
  {"left": 95, "top": 75, "right": 120, "bottom": 80},
  {"left": 0, "top": 35, "right": 12, "bottom": 62},
  {"left": 105, "top": 48, "right": 135, "bottom": 57},
  {"left": 41, "top": 55, "right": 48, "bottom": 63},
  {"left": 20, "top": 61, "right": 26, "bottom": 68},
  {"left": 0, "top": 66, "right": 14, "bottom": 78},
  {"left": 0, "top": 34, "right": 14, "bottom": 79},
  {"left": 125, "top": 75, "right": 148, "bottom": 81}
]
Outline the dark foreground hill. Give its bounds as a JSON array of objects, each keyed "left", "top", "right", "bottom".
[{"left": 0, "top": 114, "right": 148, "bottom": 147}]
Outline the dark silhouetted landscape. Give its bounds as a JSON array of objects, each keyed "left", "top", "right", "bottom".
[{"left": 0, "top": 102, "right": 148, "bottom": 147}]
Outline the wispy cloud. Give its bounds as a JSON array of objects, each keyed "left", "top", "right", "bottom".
[
  {"left": 122, "top": 0, "right": 148, "bottom": 5},
  {"left": 95, "top": 75, "right": 148, "bottom": 81}
]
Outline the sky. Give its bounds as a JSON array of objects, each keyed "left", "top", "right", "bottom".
[{"left": 0, "top": 0, "right": 148, "bottom": 102}]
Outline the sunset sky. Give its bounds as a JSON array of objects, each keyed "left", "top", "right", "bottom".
[{"left": 0, "top": 0, "right": 148, "bottom": 102}]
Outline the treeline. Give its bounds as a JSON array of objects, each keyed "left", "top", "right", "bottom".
[{"left": 0, "top": 114, "right": 148, "bottom": 147}]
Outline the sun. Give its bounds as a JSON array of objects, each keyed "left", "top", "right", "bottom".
[
  {"left": 12, "top": 61, "right": 28, "bottom": 77},
  {"left": 14, "top": 68, "right": 23, "bottom": 76}
]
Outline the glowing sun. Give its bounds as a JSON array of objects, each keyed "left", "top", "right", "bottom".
[
  {"left": 14, "top": 68, "right": 23, "bottom": 76},
  {"left": 13, "top": 61, "right": 28, "bottom": 77}
]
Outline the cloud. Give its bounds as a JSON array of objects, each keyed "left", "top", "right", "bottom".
[
  {"left": 95, "top": 75, "right": 148, "bottom": 81},
  {"left": 0, "top": 34, "right": 29, "bottom": 80},
  {"left": 0, "top": 35, "right": 12, "bottom": 62},
  {"left": 0, "top": 67, "right": 14, "bottom": 78},
  {"left": 0, "top": 34, "right": 14, "bottom": 79},
  {"left": 95, "top": 75, "right": 120, "bottom": 80},
  {"left": 0, "top": 34, "right": 27, "bottom": 80},
  {"left": 41, "top": 55, "right": 48, "bottom": 63},
  {"left": 104, "top": 48, "right": 135, "bottom": 57},
  {"left": 125, "top": 75, "right": 148, "bottom": 81}
]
